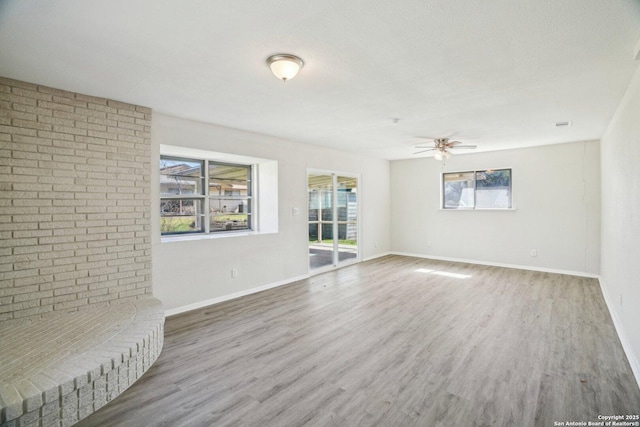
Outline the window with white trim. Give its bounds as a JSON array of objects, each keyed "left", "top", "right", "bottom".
[
  {"left": 443, "top": 169, "right": 512, "bottom": 209},
  {"left": 160, "top": 156, "right": 252, "bottom": 235}
]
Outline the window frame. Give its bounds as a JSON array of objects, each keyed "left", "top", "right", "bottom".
[
  {"left": 441, "top": 168, "right": 513, "bottom": 210},
  {"left": 160, "top": 155, "right": 254, "bottom": 236}
]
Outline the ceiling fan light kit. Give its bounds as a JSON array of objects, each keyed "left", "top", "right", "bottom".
[{"left": 433, "top": 150, "right": 451, "bottom": 161}]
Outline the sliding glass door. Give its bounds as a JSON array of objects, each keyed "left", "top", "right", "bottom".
[{"left": 308, "top": 172, "right": 359, "bottom": 272}]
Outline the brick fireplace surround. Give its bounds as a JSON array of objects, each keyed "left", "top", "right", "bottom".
[{"left": 0, "top": 77, "right": 164, "bottom": 427}]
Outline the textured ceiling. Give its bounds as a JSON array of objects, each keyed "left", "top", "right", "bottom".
[{"left": 1, "top": 0, "right": 639, "bottom": 159}]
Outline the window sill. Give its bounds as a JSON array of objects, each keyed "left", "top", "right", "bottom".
[{"left": 161, "top": 229, "right": 272, "bottom": 243}]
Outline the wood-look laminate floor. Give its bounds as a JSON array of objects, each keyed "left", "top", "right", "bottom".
[{"left": 77, "top": 256, "right": 640, "bottom": 427}]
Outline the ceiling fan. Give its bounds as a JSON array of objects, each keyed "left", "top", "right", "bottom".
[{"left": 414, "top": 137, "right": 477, "bottom": 161}]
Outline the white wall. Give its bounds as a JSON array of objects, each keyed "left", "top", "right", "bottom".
[
  {"left": 601, "top": 65, "right": 640, "bottom": 382},
  {"left": 390, "top": 141, "right": 601, "bottom": 275},
  {"left": 151, "top": 114, "right": 390, "bottom": 311}
]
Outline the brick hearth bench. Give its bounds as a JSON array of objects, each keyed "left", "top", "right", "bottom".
[{"left": 0, "top": 298, "right": 164, "bottom": 427}]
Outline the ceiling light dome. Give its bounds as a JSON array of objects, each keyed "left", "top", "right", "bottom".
[
  {"left": 266, "top": 54, "right": 304, "bottom": 82},
  {"left": 434, "top": 150, "right": 451, "bottom": 161}
]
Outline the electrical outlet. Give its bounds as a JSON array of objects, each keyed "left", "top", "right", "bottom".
[
  {"left": 231, "top": 268, "right": 238, "bottom": 278},
  {"left": 427, "top": 240, "right": 432, "bottom": 248},
  {"left": 530, "top": 249, "right": 537, "bottom": 257},
  {"left": 292, "top": 207, "right": 300, "bottom": 216}
]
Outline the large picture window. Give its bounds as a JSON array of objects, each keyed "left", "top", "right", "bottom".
[
  {"left": 160, "top": 156, "right": 252, "bottom": 235},
  {"left": 443, "top": 169, "right": 512, "bottom": 209}
]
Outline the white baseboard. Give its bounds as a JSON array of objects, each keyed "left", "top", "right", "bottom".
[
  {"left": 164, "top": 274, "right": 310, "bottom": 317},
  {"left": 363, "top": 251, "right": 392, "bottom": 262},
  {"left": 390, "top": 251, "right": 600, "bottom": 278},
  {"left": 598, "top": 278, "right": 640, "bottom": 390}
]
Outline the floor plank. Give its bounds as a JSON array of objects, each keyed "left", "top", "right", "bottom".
[{"left": 77, "top": 255, "right": 640, "bottom": 426}]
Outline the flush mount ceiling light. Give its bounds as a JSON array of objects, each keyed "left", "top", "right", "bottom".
[{"left": 266, "top": 54, "right": 304, "bottom": 82}]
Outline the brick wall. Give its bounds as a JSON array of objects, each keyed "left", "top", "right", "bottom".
[{"left": 0, "top": 77, "right": 152, "bottom": 321}]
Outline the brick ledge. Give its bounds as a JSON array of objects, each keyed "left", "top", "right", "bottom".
[{"left": 0, "top": 298, "right": 164, "bottom": 427}]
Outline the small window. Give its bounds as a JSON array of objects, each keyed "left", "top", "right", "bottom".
[
  {"left": 443, "top": 169, "right": 512, "bottom": 209},
  {"left": 160, "top": 156, "right": 252, "bottom": 235}
]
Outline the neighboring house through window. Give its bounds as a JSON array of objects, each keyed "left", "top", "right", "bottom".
[{"left": 160, "top": 155, "right": 252, "bottom": 235}]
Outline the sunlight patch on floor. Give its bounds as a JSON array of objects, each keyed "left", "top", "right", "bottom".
[{"left": 415, "top": 268, "right": 472, "bottom": 279}]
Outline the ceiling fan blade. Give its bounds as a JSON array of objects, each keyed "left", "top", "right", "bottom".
[
  {"left": 413, "top": 149, "right": 437, "bottom": 155},
  {"left": 415, "top": 138, "right": 437, "bottom": 146},
  {"left": 450, "top": 145, "right": 477, "bottom": 149},
  {"left": 447, "top": 140, "right": 463, "bottom": 146}
]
